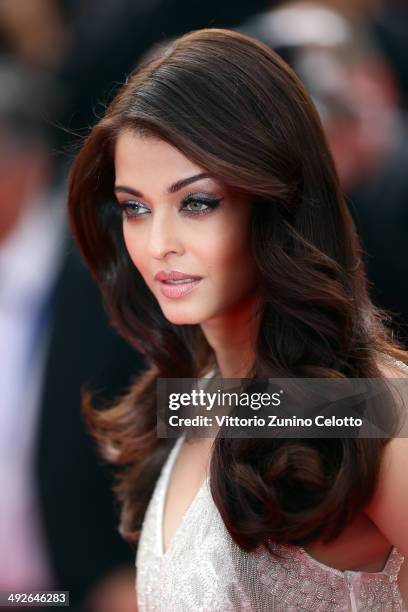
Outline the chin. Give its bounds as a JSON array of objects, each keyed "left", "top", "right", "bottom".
[
  {"left": 161, "top": 306, "right": 208, "bottom": 326},
  {"left": 164, "top": 313, "right": 203, "bottom": 325}
]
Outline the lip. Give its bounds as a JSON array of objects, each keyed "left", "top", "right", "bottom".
[
  {"left": 154, "top": 269, "right": 203, "bottom": 299},
  {"left": 154, "top": 270, "right": 203, "bottom": 281},
  {"left": 157, "top": 278, "right": 203, "bottom": 299}
]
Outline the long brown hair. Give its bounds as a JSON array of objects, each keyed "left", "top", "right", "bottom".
[{"left": 68, "top": 28, "right": 408, "bottom": 550}]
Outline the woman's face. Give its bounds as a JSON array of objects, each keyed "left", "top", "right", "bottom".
[{"left": 114, "top": 130, "right": 258, "bottom": 325}]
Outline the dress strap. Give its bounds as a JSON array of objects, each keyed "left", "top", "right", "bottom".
[
  {"left": 378, "top": 352, "right": 408, "bottom": 374},
  {"left": 382, "top": 547, "right": 405, "bottom": 581}
]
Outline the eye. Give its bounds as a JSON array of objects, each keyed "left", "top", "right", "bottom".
[
  {"left": 181, "top": 194, "right": 223, "bottom": 216},
  {"left": 118, "top": 200, "right": 150, "bottom": 219},
  {"left": 183, "top": 200, "right": 210, "bottom": 214}
]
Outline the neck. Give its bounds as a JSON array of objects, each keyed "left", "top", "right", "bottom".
[{"left": 200, "top": 293, "right": 263, "bottom": 378}]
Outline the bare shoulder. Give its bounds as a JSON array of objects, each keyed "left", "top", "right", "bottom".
[
  {"left": 363, "top": 354, "right": 408, "bottom": 554},
  {"left": 364, "top": 435, "right": 408, "bottom": 556}
]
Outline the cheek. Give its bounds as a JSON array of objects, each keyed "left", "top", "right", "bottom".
[
  {"left": 203, "top": 224, "right": 254, "bottom": 287},
  {"left": 123, "top": 226, "right": 148, "bottom": 275}
]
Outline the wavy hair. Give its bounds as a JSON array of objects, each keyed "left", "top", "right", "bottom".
[{"left": 67, "top": 28, "right": 408, "bottom": 549}]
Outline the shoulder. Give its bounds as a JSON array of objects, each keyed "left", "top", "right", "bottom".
[
  {"left": 364, "top": 354, "right": 408, "bottom": 555},
  {"left": 365, "top": 437, "right": 408, "bottom": 555}
]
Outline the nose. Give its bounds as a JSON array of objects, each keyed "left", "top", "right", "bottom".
[{"left": 147, "top": 210, "right": 184, "bottom": 260}]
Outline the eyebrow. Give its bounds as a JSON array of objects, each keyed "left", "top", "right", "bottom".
[{"left": 114, "top": 172, "right": 211, "bottom": 198}]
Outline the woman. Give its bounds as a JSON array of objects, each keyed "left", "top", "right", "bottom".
[{"left": 68, "top": 29, "right": 408, "bottom": 611}]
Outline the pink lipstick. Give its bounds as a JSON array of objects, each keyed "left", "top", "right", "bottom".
[{"left": 154, "top": 270, "right": 203, "bottom": 299}]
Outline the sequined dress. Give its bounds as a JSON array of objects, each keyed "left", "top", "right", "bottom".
[
  {"left": 136, "top": 364, "right": 407, "bottom": 611},
  {"left": 136, "top": 435, "right": 406, "bottom": 611}
]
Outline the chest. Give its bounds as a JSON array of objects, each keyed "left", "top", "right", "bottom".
[
  {"left": 162, "top": 438, "right": 213, "bottom": 555},
  {"left": 163, "top": 439, "right": 397, "bottom": 575},
  {"left": 137, "top": 441, "right": 406, "bottom": 612}
]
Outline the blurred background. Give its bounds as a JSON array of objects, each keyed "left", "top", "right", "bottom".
[{"left": 0, "top": 1, "right": 407, "bottom": 610}]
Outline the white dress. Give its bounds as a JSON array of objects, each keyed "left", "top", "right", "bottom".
[
  {"left": 136, "top": 365, "right": 407, "bottom": 612},
  {"left": 136, "top": 436, "right": 406, "bottom": 611}
]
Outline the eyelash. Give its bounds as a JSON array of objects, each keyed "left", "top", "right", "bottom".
[{"left": 115, "top": 194, "right": 223, "bottom": 220}]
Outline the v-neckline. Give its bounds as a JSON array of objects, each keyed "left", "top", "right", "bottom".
[
  {"left": 157, "top": 368, "right": 217, "bottom": 559},
  {"left": 157, "top": 435, "right": 209, "bottom": 559}
]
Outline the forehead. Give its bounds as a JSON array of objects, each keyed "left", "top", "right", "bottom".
[{"left": 114, "top": 130, "right": 205, "bottom": 187}]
